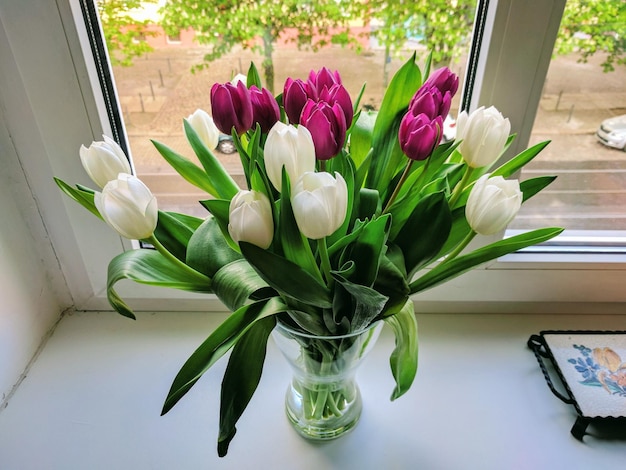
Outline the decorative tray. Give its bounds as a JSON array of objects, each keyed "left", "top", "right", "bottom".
[{"left": 527, "top": 330, "right": 626, "bottom": 439}]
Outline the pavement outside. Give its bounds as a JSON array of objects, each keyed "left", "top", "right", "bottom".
[{"left": 112, "top": 45, "right": 626, "bottom": 231}]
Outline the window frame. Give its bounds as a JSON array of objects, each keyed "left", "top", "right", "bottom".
[{"left": 3, "top": 0, "right": 626, "bottom": 315}]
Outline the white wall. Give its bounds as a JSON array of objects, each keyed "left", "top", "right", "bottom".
[
  {"left": 0, "top": 118, "right": 68, "bottom": 405},
  {"left": 0, "top": 1, "right": 80, "bottom": 406}
]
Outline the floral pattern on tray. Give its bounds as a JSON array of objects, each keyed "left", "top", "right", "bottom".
[{"left": 568, "top": 345, "right": 626, "bottom": 398}]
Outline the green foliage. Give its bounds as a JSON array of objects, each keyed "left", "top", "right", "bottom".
[
  {"left": 555, "top": 0, "right": 626, "bottom": 72},
  {"left": 97, "top": 0, "right": 157, "bottom": 66},
  {"left": 159, "top": 0, "right": 360, "bottom": 91}
]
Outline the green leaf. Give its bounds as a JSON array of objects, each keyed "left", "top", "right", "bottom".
[
  {"left": 212, "top": 259, "right": 271, "bottom": 311},
  {"left": 384, "top": 299, "right": 418, "bottom": 401},
  {"left": 520, "top": 175, "right": 557, "bottom": 202},
  {"left": 373, "top": 252, "right": 409, "bottom": 318},
  {"left": 409, "top": 227, "right": 565, "bottom": 294},
  {"left": 240, "top": 242, "right": 332, "bottom": 309},
  {"left": 491, "top": 140, "right": 551, "bottom": 179},
  {"left": 218, "top": 315, "right": 275, "bottom": 457},
  {"left": 394, "top": 191, "right": 452, "bottom": 277},
  {"left": 246, "top": 61, "right": 262, "bottom": 88},
  {"left": 341, "top": 215, "right": 391, "bottom": 287},
  {"left": 372, "top": 53, "right": 421, "bottom": 150},
  {"left": 54, "top": 178, "right": 101, "bottom": 219},
  {"left": 154, "top": 211, "right": 204, "bottom": 262},
  {"left": 367, "top": 53, "right": 422, "bottom": 193},
  {"left": 161, "top": 296, "right": 286, "bottom": 416},
  {"left": 184, "top": 120, "right": 239, "bottom": 199},
  {"left": 151, "top": 139, "right": 217, "bottom": 196},
  {"left": 186, "top": 216, "right": 241, "bottom": 278},
  {"left": 350, "top": 111, "right": 376, "bottom": 168},
  {"left": 332, "top": 272, "right": 389, "bottom": 332},
  {"left": 355, "top": 187, "right": 380, "bottom": 221},
  {"left": 107, "top": 249, "right": 212, "bottom": 319},
  {"left": 200, "top": 199, "right": 231, "bottom": 228}
]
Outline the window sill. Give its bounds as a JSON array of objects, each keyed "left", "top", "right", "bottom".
[{"left": 1, "top": 310, "right": 624, "bottom": 468}]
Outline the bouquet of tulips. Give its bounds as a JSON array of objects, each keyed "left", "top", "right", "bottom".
[{"left": 55, "top": 53, "right": 562, "bottom": 456}]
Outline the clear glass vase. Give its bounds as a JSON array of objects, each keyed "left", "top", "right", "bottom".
[{"left": 272, "top": 320, "right": 383, "bottom": 440}]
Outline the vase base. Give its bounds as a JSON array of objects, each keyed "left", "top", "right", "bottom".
[
  {"left": 286, "top": 408, "right": 361, "bottom": 441},
  {"left": 284, "top": 387, "right": 363, "bottom": 440}
]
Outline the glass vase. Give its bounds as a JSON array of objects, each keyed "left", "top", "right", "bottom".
[{"left": 272, "top": 319, "right": 383, "bottom": 440}]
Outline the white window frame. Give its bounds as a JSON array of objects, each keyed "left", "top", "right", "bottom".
[{"left": 2, "top": 0, "right": 625, "bottom": 315}]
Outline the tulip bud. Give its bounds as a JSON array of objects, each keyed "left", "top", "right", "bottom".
[
  {"left": 319, "top": 83, "right": 353, "bottom": 128},
  {"left": 291, "top": 171, "right": 348, "bottom": 240},
  {"left": 283, "top": 78, "right": 310, "bottom": 124},
  {"left": 399, "top": 113, "right": 443, "bottom": 161},
  {"left": 309, "top": 67, "right": 343, "bottom": 93},
  {"left": 230, "top": 73, "right": 247, "bottom": 85},
  {"left": 94, "top": 173, "right": 158, "bottom": 240},
  {"left": 456, "top": 106, "right": 511, "bottom": 169},
  {"left": 228, "top": 190, "right": 274, "bottom": 249},
  {"left": 79, "top": 135, "right": 131, "bottom": 189},
  {"left": 408, "top": 86, "right": 451, "bottom": 122},
  {"left": 300, "top": 100, "right": 347, "bottom": 160},
  {"left": 186, "top": 109, "right": 220, "bottom": 150},
  {"left": 264, "top": 122, "right": 316, "bottom": 191},
  {"left": 422, "top": 67, "right": 459, "bottom": 97},
  {"left": 210, "top": 81, "right": 254, "bottom": 135},
  {"left": 465, "top": 174, "right": 522, "bottom": 235},
  {"left": 249, "top": 85, "right": 280, "bottom": 133}
]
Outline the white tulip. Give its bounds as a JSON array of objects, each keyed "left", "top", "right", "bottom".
[
  {"left": 264, "top": 122, "right": 316, "bottom": 192},
  {"left": 187, "top": 109, "right": 220, "bottom": 150},
  {"left": 456, "top": 106, "right": 511, "bottom": 169},
  {"left": 230, "top": 73, "right": 248, "bottom": 85},
  {"left": 94, "top": 173, "right": 158, "bottom": 240},
  {"left": 291, "top": 171, "right": 348, "bottom": 240},
  {"left": 465, "top": 174, "right": 522, "bottom": 235},
  {"left": 79, "top": 135, "right": 131, "bottom": 189},
  {"left": 228, "top": 190, "right": 274, "bottom": 249}
]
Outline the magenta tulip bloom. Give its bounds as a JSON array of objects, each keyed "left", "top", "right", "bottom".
[
  {"left": 210, "top": 81, "right": 253, "bottom": 135},
  {"left": 409, "top": 86, "right": 452, "bottom": 122},
  {"left": 249, "top": 85, "right": 280, "bottom": 133},
  {"left": 423, "top": 67, "right": 459, "bottom": 97},
  {"left": 319, "top": 83, "right": 353, "bottom": 128},
  {"left": 300, "top": 99, "right": 347, "bottom": 161},
  {"left": 399, "top": 113, "right": 443, "bottom": 161},
  {"left": 283, "top": 78, "right": 310, "bottom": 124},
  {"left": 308, "top": 67, "right": 343, "bottom": 93}
]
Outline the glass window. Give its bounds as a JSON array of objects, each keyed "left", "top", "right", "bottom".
[
  {"left": 5, "top": 0, "right": 625, "bottom": 312},
  {"left": 511, "top": 0, "right": 626, "bottom": 240},
  {"left": 95, "top": 0, "right": 478, "bottom": 217}
]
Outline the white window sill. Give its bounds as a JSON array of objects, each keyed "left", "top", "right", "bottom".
[{"left": 1, "top": 310, "right": 624, "bottom": 468}]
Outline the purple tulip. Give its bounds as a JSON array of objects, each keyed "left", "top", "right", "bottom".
[
  {"left": 308, "top": 67, "right": 343, "bottom": 94},
  {"left": 409, "top": 86, "right": 452, "bottom": 122},
  {"left": 210, "top": 81, "right": 253, "bottom": 135},
  {"left": 283, "top": 68, "right": 354, "bottom": 128},
  {"left": 423, "top": 67, "right": 459, "bottom": 97},
  {"left": 300, "top": 99, "right": 347, "bottom": 161},
  {"left": 399, "top": 113, "right": 444, "bottom": 161},
  {"left": 283, "top": 78, "right": 311, "bottom": 124},
  {"left": 249, "top": 85, "right": 280, "bottom": 133},
  {"left": 319, "top": 83, "right": 353, "bottom": 128}
]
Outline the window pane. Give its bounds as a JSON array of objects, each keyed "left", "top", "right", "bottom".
[
  {"left": 97, "top": 1, "right": 477, "bottom": 217},
  {"left": 510, "top": 0, "right": 626, "bottom": 233}
]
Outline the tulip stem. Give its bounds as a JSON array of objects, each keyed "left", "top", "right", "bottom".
[
  {"left": 382, "top": 159, "right": 415, "bottom": 214},
  {"left": 441, "top": 230, "right": 477, "bottom": 265},
  {"left": 448, "top": 166, "right": 475, "bottom": 208},
  {"left": 147, "top": 235, "right": 210, "bottom": 281},
  {"left": 318, "top": 237, "right": 333, "bottom": 289}
]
